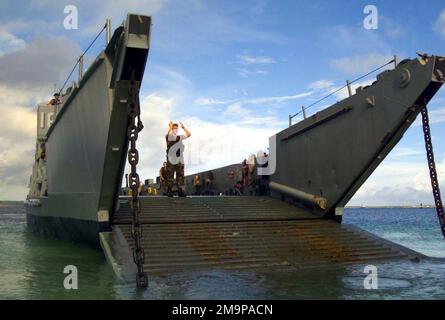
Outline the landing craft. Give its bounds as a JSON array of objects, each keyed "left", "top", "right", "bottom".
[{"left": 25, "top": 13, "right": 445, "bottom": 287}]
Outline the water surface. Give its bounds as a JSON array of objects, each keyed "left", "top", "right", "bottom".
[{"left": 0, "top": 205, "right": 444, "bottom": 299}]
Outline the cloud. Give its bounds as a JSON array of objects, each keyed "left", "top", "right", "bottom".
[
  {"left": 194, "top": 90, "right": 313, "bottom": 121},
  {"left": 223, "top": 103, "right": 251, "bottom": 118},
  {"left": 122, "top": 64, "right": 288, "bottom": 182},
  {"left": 349, "top": 157, "right": 445, "bottom": 206},
  {"left": 0, "top": 36, "right": 81, "bottom": 90},
  {"left": 434, "top": 9, "right": 445, "bottom": 38},
  {"left": 380, "top": 15, "right": 405, "bottom": 38},
  {"left": 238, "top": 68, "right": 268, "bottom": 78},
  {"left": 390, "top": 147, "right": 424, "bottom": 158},
  {"left": 0, "top": 32, "right": 81, "bottom": 200},
  {"left": 133, "top": 92, "right": 281, "bottom": 182},
  {"left": 0, "top": 86, "right": 38, "bottom": 201},
  {"left": 413, "top": 107, "right": 445, "bottom": 127},
  {"left": 308, "top": 79, "right": 334, "bottom": 90},
  {"left": 0, "top": 30, "right": 26, "bottom": 55},
  {"left": 330, "top": 53, "right": 393, "bottom": 76},
  {"left": 430, "top": 107, "right": 445, "bottom": 124},
  {"left": 232, "top": 91, "right": 313, "bottom": 107},
  {"left": 321, "top": 24, "right": 392, "bottom": 56},
  {"left": 0, "top": 17, "right": 60, "bottom": 39},
  {"left": 11, "top": 0, "right": 168, "bottom": 37},
  {"left": 237, "top": 54, "right": 276, "bottom": 65},
  {"left": 79, "top": 0, "right": 167, "bottom": 36},
  {"left": 194, "top": 98, "right": 236, "bottom": 106},
  {"left": 236, "top": 54, "right": 277, "bottom": 78},
  {"left": 217, "top": 92, "right": 312, "bottom": 128}
]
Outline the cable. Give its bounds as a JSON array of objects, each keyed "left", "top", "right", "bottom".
[
  {"left": 290, "top": 59, "right": 395, "bottom": 119},
  {"left": 57, "top": 23, "right": 107, "bottom": 96}
]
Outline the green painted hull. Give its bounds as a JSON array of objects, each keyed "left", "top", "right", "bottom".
[{"left": 26, "top": 14, "right": 152, "bottom": 246}]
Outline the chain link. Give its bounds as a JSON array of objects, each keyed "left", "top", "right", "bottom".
[
  {"left": 128, "top": 70, "right": 148, "bottom": 288},
  {"left": 421, "top": 105, "right": 445, "bottom": 239}
]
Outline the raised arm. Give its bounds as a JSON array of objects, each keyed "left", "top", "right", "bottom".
[
  {"left": 167, "top": 121, "right": 174, "bottom": 135},
  {"left": 179, "top": 122, "right": 191, "bottom": 138}
]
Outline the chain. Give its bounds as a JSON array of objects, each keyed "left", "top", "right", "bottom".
[
  {"left": 127, "top": 70, "right": 148, "bottom": 288},
  {"left": 421, "top": 105, "right": 445, "bottom": 239}
]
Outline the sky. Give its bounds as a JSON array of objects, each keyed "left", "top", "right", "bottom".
[{"left": 0, "top": 0, "right": 445, "bottom": 206}]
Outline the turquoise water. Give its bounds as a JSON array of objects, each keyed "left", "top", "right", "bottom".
[{"left": 0, "top": 205, "right": 444, "bottom": 299}]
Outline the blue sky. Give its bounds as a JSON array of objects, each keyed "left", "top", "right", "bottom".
[{"left": 0, "top": 0, "right": 445, "bottom": 205}]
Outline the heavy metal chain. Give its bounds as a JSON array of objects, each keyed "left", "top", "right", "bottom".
[
  {"left": 421, "top": 105, "right": 445, "bottom": 239},
  {"left": 127, "top": 70, "right": 148, "bottom": 288}
]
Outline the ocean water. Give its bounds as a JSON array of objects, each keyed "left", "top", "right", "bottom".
[{"left": 0, "top": 205, "right": 444, "bottom": 300}]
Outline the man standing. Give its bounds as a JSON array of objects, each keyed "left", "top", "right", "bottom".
[
  {"left": 159, "top": 161, "right": 168, "bottom": 195},
  {"left": 47, "top": 93, "right": 61, "bottom": 106},
  {"left": 165, "top": 121, "right": 191, "bottom": 197}
]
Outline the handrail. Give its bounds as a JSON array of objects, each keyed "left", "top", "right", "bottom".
[
  {"left": 289, "top": 58, "right": 396, "bottom": 121},
  {"left": 57, "top": 23, "right": 107, "bottom": 96}
]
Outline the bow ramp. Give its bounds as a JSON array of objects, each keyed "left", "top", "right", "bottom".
[{"left": 100, "top": 196, "right": 422, "bottom": 280}]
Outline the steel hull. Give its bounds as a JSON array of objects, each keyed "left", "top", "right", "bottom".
[{"left": 25, "top": 14, "right": 152, "bottom": 246}]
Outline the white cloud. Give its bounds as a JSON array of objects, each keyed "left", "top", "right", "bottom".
[
  {"left": 195, "top": 91, "right": 313, "bottom": 121},
  {"left": 133, "top": 93, "right": 280, "bottom": 182},
  {"left": 236, "top": 54, "right": 277, "bottom": 78},
  {"left": 223, "top": 103, "right": 251, "bottom": 118},
  {"left": 308, "top": 79, "right": 334, "bottom": 90},
  {"left": 238, "top": 68, "right": 268, "bottom": 78},
  {"left": 390, "top": 147, "right": 424, "bottom": 158},
  {"left": 122, "top": 64, "right": 287, "bottom": 183},
  {"left": 434, "top": 9, "right": 445, "bottom": 38},
  {"left": 220, "top": 91, "right": 313, "bottom": 124},
  {"left": 194, "top": 98, "right": 236, "bottom": 106},
  {"left": 323, "top": 25, "right": 391, "bottom": 55},
  {"left": 429, "top": 107, "right": 445, "bottom": 124},
  {"left": 238, "top": 54, "right": 276, "bottom": 65},
  {"left": 330, "top": 53, "right": 393, "bottom": 76},
  {"left": 0, "top": 30, "right": 26, "bottom": 55},
  {"left": 0, "top": 34, "right": 81, "bottom": 200},
  {"left": 412, "top": 106, "right": 445, "bottom": 127},
  {"left": 0, "top": 36, "right": 81, "bottom": 89},
  {"left": 0, "top": 86, "right": 40, "bottom": 201},
  {"left": 236, "top": 91, "right": 313, "bottom": 106},
  {"left": 0, "top": 1, "right": 165, "bottom": 39},
  {"left": 350, "top": 157, "right": 445, "bottom": 206},
  {"left": 380, "top": 15, "right": 405, "bottom": 38}
]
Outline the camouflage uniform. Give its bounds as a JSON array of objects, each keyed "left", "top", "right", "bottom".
[
  {"left": 165, "top": 162, "right": 185, "bottom": 190},
  {"left": 159, "top": 166, "right": 168, "bottom": 194},
  {"left": 165, "top": 133, "right": 185, "bottom": 191}
]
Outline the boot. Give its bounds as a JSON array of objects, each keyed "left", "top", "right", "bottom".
[
  {"left": 178, "top": 188, "right": 186, "bottom": 197},
  {"left": 166, "top": 188, "right": 173, "bottom": 197}
]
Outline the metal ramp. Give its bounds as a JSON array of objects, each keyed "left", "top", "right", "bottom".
[
  {"left": 101, "top": 196, "right": 424, "bottom": 278},
  {"left": 113, "top": 196, "right": 317, "bottom": 224}
]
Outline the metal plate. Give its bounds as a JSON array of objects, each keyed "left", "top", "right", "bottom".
[{"left": 113, "top": 196, "right": 317, "bottom": 224}]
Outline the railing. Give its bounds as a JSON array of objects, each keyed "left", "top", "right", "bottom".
[
  {"left": 288, "top": 55, "right": 399, "bottom": 126},
  {"left": 57, "top": 19, "right": 111, "bottom": 97}
]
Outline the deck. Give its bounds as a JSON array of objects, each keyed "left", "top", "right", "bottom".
[{"left": 100, "top": 196, "right": 424, "bottom": 279}]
